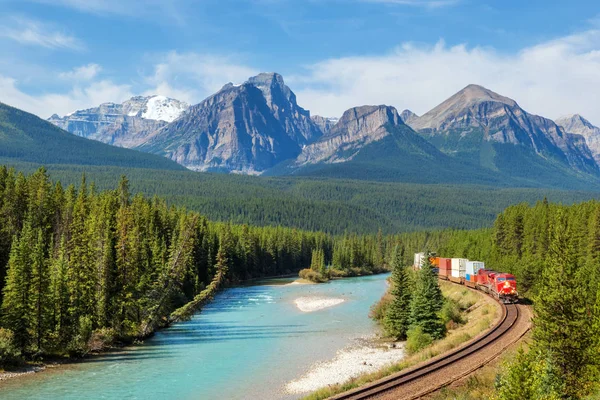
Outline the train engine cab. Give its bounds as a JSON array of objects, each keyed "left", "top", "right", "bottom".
[
  {"left": 494, "top": 273, "right": 518, "bottom": 304},
  {"left": 476, "top": 270, "right": 519, "bottom": 304}
]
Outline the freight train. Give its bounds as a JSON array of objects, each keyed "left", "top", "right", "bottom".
[{"left": 413, "top": 253, "right": 518, "bottom": 304}]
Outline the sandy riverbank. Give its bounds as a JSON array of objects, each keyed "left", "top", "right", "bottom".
[
  {"left": 287, "top": 278, "right": 316, "bottom": 286},
  {"left": 284, "top": 337, "right": 405, "bottom": 394},
  {"left": 294, "top": 296, "right": 345, "bottom": 312}
]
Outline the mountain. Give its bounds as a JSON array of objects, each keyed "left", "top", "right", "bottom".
[
  {"left": 137, "top": 73, "right": 322, "bottom": 174},
  {"left": 268, "top": 104, "right": 514, "bottom": 186},
  {"left": 0, "top": 102, "right": 185, "bottom": 170},
  {"left": 400, "top": 109, "right": 419, "bottom": 125},
  {"left": 311, "top": 115, "right": 339, "bottom": 135},
  {"left": 48, "top": 95, "right": 189, "bottom": 148},
  {"left": 405, "top": 84, "right": 599, "bottom": 180},
  {"left": 556, "top": 114, "right": 600, "bottom": 165},
  {"left": 295, "top": 105, "right": 402, "bottom": 166}
]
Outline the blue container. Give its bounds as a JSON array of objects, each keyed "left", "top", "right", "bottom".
[{"left": 466, "top": 274, "right": 471, "bottom": 281}]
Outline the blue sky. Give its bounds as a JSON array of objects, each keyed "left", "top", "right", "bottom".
[{"left": 2, "top": 0, "right": 600, "bottom": 123}]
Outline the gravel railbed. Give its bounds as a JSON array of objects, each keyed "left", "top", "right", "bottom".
[{"left": 373, "top": 303, "right": 532, "bottom": 400}]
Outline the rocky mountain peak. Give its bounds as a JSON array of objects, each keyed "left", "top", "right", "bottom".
[
  {"left": 456, "top": 84, "right": 517, "bottom": 107},
  {"left": 556, "top": 114, "right": 600, "bottom": 165},
  {"left": 293, "top": 105, "right": 402, "bottom": 166},
  {"left": 245, "top": 72, "right": 292, "bottom": 106},
  {"left": 556, "top": 114, "right": 596, "bottom": 132},
  {"left": 400, "top": 109, "right": 419, "bottom": 125},
  {"left": 47, "top": 95, "right": 189, "bottom": 148},
  {"left": 334, "top": 105, "right": 401, "bottom": 133},
  {"left": 311, "top": 115, "right": 339, "bottom": 135}
]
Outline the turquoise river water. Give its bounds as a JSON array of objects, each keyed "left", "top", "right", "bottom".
[{"left": 0, "top": 274, "right": 389, "bottom": 400}]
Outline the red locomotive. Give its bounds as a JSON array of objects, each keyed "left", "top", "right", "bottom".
[{"left": 475, "top": 269, "right": 518, "bottom": 304}]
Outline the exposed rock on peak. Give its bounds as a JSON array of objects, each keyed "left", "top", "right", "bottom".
[
  {"left": 48, "top": 95, "right": 189, "bottom": 147},
  {"left": 294, "top": 105, "right": 402, "bottom": 166},
  {"left": 409, "top": 84, "right": 517, "bottom": 132},
  {"left": 311, "top": 115, "right": 339, "bottom": 135},
  {"left": 556, "top": 114, "right": 600, "bottom": 165},
  {"left": 137, "top": 72, "right": 322, "bottom": 173},
  {"left": 407, "top": 84, "right": 598, "bottom": 176},
  {"left": 400, "top": 109, "right": 418, "bottom": 125}
]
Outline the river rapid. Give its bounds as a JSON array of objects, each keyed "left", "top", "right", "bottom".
[{"left": 0, "top": 274, "right": 390, "bottom": 400}]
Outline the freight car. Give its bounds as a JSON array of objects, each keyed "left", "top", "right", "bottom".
[{"left": 415, "top": 254, "right": 519, "bottom": 304}]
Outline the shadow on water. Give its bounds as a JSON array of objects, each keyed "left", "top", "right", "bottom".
[{"left": 150, "top": 323, "right": 323, "bottom": 345}]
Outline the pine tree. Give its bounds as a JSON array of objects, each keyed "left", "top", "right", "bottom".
[
  {"left": 29, "top": 229, "right": 50, "bottom": 353},
  {"left": 409, "top": 256, "right": 445, "bottom": 339},
  {"left": 1, "top": 222, "right": 34, "bottom": 352},
  {"left": 383, "top": 245, "right": 411, "bottom": 339}
]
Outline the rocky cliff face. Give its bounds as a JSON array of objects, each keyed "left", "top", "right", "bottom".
[
  {"left": 138, "top": 73, "right": 321, "bottom": 174},
  {"left": 406, "top": 84, "right": 598, "bottom": 174},
  {"left": 556, "top": 114, "right": 600, "bottom": 165},
  {"left": 311, "top": 115, "right": 339, "bottom": 135},
  {"left": 294, "top": 105, "right": 401, "bottom": 166},
  {"left": 48, "top": 95, "right": 189, "bottom": 147}
]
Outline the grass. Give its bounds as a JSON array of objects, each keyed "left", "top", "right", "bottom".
[
  {"left": 429, "top": 335, "right": 533, "bottom": 400},
  {"left": 301, "top": 281, "right": 499, "bottom": 400}
]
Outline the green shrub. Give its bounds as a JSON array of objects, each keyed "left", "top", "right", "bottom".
[
  {"left": 328, "top": 268, "right": 349, "bottom": 278},
  {"left": 88, "top": 328, "right": 117, "bottom": 352},
  {"left": 68, "top": 315, "right": 94, "bottom": 355},
  {"left": 369, "top": 293, "right": 392, "bottom": 322},
  {"left": 440, "top": 298, "right": 464, "bottom": 326},
  {"left": 406, "top": 326, "right": 433, "bottom": 354},
  {"left": 0, "top": 328, "right": 21, "bottom": 366},
  {"left": 298, "top": 268, "right": 328, "bottom": 283}
]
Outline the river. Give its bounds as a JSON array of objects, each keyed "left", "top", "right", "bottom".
[{"left": 0, "top": 274, "right": 390, "bottom": 400}]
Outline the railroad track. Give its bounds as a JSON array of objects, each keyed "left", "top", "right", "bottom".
[{"left": 330, "top": 301, "right": 521, "bottom": 400}]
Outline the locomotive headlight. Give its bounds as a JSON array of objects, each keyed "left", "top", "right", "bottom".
[{"left": 504, "top": 281, "right": 510, "bottom": 287}]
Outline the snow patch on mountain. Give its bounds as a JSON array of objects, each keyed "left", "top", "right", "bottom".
[{"left": 141, "top": 95, "right": 188, "bottom": 122}]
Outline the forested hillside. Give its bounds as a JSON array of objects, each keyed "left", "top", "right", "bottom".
[
  {"left": 4, "top": 160, "right": 600, "bottom": 235},
  {"left": 0, "top": 167, "right": 400, "bottom": 362}
]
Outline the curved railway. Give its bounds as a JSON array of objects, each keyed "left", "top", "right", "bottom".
[{"left": 330, "top": 296, "right": 526, "bottom": 400}]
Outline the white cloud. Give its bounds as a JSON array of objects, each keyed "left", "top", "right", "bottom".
[
  {"left": 290, "top": 30, "right": 600, "bottom": 125},
  {"left": 144, "top": 52, "right": 258, "bottom": 103},
  {"left": 0, "top": 75, "right": 132, "bottom": 118},
  {"left": 0, "top": 16, "right": 84, "bottom": 50},
  {"left": 58, "top": 64, "right": 102, "bottom": 81}
]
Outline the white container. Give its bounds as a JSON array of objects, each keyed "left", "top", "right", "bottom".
[
  {"left": 451, "top": 258, "right": 468, "bottom": 278},
  {"left": 466, "top": 261, "right": 485, "bottom": 276},
  {"left": 414, "top": 252, "right": 425, "bottom": 269}
]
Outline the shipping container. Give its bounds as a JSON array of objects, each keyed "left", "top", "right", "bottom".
[
  {"left": 438, "top": 258, "right": 451, "bottom": 270},
  {"left": 414, "top": 252, "right": 425, "bottom": 269},
  {"left": 466, "top": 261, "right": 485, "bottom": 276},
  {"left": 451, "top": 258, "right": 468, "bottom": 278}
]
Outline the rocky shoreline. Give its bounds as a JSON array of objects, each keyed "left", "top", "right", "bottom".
[{"left": 284, "top": 336, "right": 405, "bottom": 395}]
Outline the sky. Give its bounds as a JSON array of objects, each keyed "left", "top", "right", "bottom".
[{"left": 1, "top": 0, "right": 600, "bottom": 124}]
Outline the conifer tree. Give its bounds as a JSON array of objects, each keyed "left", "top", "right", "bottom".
[
  {"left": 383, "top": 245, "right": 411, "bottom": 339},
  {"left": 29, "top": 229, "right": 50, "bottom": 353},
  {"left": 1, "top": 222, "right": 34, "bottom": 352},
  {"left": 409, "top": 256, "right": 445, "bottom": 339}
]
